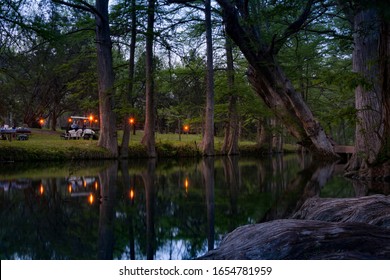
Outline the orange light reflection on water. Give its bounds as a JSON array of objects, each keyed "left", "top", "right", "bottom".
[
  {"left": 39, "top": 184, "right": 44, "bottom": 195},
  {"left": 130, "top": 189, "right": 135, "bottom": 200},
  {"left": 88, "top": 193, "right": 94, "bottom": 205},
  {"left": 184, "top": 178, "right": 189, "bottom": 193}
]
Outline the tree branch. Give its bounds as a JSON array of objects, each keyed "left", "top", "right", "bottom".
[
  {"left": 51, "top": 0, "right": 103, "bottom": 20},
  {"left": 270, "top": 0, "right": 316, "bottom": 55}
]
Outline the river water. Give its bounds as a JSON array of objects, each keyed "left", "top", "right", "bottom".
[{"left": 0, "top": 154, "right": 383, "bottom": 260}]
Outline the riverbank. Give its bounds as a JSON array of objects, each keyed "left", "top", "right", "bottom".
[{"left": 0, "top": 129, "right": 298, "bottom": 162}]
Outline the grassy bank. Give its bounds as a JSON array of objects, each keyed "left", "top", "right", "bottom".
[{"left": 0, "top": 129, "right": 297, "bottom": 162}]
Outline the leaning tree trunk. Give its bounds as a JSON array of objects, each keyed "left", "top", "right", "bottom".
[
  {"left": 247, "top": 60, "right": 335, "bottom": 158},
  {"left": 346, "top": 7, "right": 383, "bottom": 172},
  {"left": 95, "top": 0, "right": 118, "bottom": 157},
  {"left": 215, "top": 0, "right": 337, "bottom": 159},
  {"left": 141, "top": 0, "right": 157, "bottom": 157}
]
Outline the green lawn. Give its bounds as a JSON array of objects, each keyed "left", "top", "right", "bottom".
[{"left": 0, "top": 128, "right": 297, "bottom": 161}]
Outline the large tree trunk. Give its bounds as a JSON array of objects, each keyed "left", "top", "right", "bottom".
[
  {"left": 221, "top": 35, "right": 239, "bottom": 155},
  {"left": 202, "top": 0, "right": 215, "bottom": 156},
  {"left": 141, "top": 0, "right": 157, "bottom": 157},
  {"left": 215, "top": 0, "right": 337, "bottom": 159},
  {"left": 95, "top": 0, "right": 118, "bottom": 157},
  {"left": 379, "top": 14, "right": 390, "bottom": 162},
  {"left": 346, "top": 7, "right": 383, "bottom": 171},
  {"left": 120, "top": 0, "right": 137, "bottom": 158}
]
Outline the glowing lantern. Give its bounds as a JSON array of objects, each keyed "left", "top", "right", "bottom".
[
  {"left": 68, "top": 184, "right": 72, "bottom": 193},
  {"left": 129, "top": 117, "right": 135, "bottom": 125},
  {"left": 39, "top": 119, "right": 45, "bottom": 126},
  {"left": 94, "top": 181, "right": 99, "bottom": 191},
  {"left": 68, "top": 118, "right": 72, "bottom": 123},
  {"left": 183, "top": 125, "right": 189, "bottom": 133},
  {"left": 89, "top": 114, "right": 94, "bottom": 122}
]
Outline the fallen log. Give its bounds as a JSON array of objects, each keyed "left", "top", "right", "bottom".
[{"left": 198, "top": 219, "right": 390, "bottom": 259}]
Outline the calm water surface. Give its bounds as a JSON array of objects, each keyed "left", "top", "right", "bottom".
[{"left": 0, "top": 155, "right": 383, "bottom": 260}]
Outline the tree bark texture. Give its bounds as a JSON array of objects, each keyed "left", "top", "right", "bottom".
[
  {"left": 347, "top": 8, "right": 383, "bottom": 171},
  {"left": 221, "top": 35, "right": 239, "bottom": 155},
  {"left": 198, "top": 219, "right": 390, "bottom": 259},
  {"left": 215, "top": 0, "right": 337, "bottom": 159},
  {"left": 141, "top": 0, "right": 157, "bottom": 157},
  {"left": 95, "top": 0, "right": 118, "bottom": 157},
  {"left": 120, "top": 0, "right": 137, "bottom": 158},
  {"left": 379, "top": 16, "right": 390, "bottom": 161},
  {"left": 292, "top": 195, "right": 390, "bottom": 228},
  {"left": 202, "top": 0, "right": 215, "bottom": 156}
]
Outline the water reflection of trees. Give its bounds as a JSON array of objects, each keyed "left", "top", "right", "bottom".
[
  {"left": 0, "top": 177, "right": 101, "bottom": 259},
  {"left": 0, "top": 155, "right": 364, "bottom": 260},
  {"left": 97, "top": 162, "right": 118, "bottom": 259}
]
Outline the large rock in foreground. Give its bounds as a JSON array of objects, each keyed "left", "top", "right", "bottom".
[{"left": 198, "top": 219, "right": 390, "bottom": 259}]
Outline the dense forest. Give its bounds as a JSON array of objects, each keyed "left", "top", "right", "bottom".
[{"left": 1, "top": 1, "right": 389, "bottom": 174}]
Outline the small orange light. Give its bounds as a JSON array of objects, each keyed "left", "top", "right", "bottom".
[
  {"left": 130, "top": 189, "right": 134, "bottom": 200},
  {"left": 94, "top": 119, "right": 98, "bottom": 123},
  {"left": 184, "top": 178, "right": 189, "bottom": 192},
  {"left": 39, "top": 184, "right": 44, "bottom": 195},
  {"left": 68, "top": 118, "right": 72, "bottom": 123},
  {"left": 83, "top": 180, "right": 87, "bottom": 188},
  {"left": 129, "top": 117, "right": 135, "bottom": 124},
  {"left": 94, "top": 181, "right": 98, "bottom": 190},
  {"left": 184, "top": 125, "right": 189, "bottom": 132},
  {"left": 68, "top": 184, "right": 72, "bottom": 193},
  {"left": 39, "top": 119, "right": 44, "bottom": 125},
  {"left": 88, "top": 193, "right": 94, "bottom": 205},
  {"left": 89, "top": 115, "right": 93, "bottom": 121}
]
